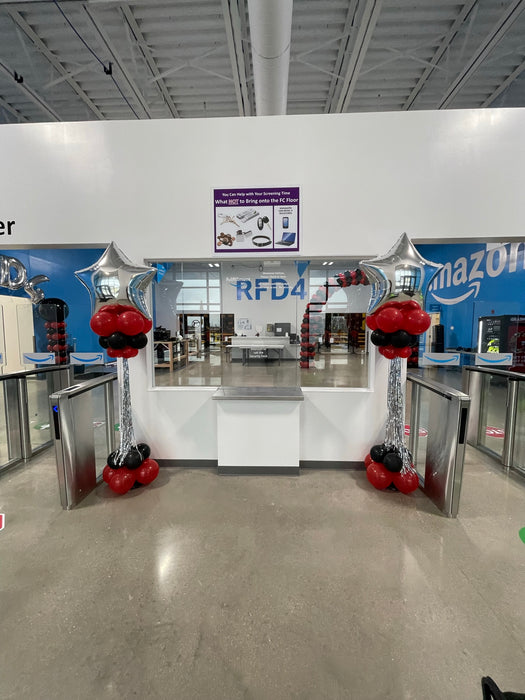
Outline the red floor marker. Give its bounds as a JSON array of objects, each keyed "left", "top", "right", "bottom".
[{"left": 0, "top": 514, "right": 4, "bottom": 531}]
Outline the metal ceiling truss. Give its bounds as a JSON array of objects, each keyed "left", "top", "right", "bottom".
[{"left": 0, "top": 0, "right": 524, "bottom": 124}]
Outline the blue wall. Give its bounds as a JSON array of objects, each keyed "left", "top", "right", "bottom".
[
  {"left": 0, "top": 248, "right": 104, "bottom": 352},
  {"left": 417, "top": 242, "right": 525, "bottom": 350}
]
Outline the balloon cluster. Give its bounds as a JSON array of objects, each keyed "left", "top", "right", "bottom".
[
  {"left": 364, "top": 443, "right": 419, "bottom": 494},
  {"left": 37, "top": 298, "right": 70, "bottom": 364},
  {"left": 299, "top": 269, "right": 368, "bottom": 369},
  {"left": 102, "top": 442, "right": 160, "bottom": 495},
  {"left": 90, "top": 304, "right": 153, "bottom": 359},
  {"left": 366, "top": 299, "right": 430, "bottom": 359}
]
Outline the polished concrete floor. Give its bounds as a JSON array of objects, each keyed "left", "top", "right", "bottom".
[
  {"left": 155, "top": 346, "right": 370, "bottom": 388},
  {"left": 1, "top": 447, "right": 525, "bottom": 699}
]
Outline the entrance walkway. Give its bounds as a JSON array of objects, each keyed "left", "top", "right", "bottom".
[{"left": 0, "top": 446, "right": 524, "bottom": 699}]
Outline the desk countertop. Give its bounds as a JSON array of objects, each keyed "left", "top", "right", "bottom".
[{"left": 213, "top": 386, "right": 304, "bottom": 401}]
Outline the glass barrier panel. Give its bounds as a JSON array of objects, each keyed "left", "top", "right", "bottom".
[
  {"left": 91, "top": 384, "right": 115, "bottom": 479},
  {"left": 0, "top": 380, "right": 20, "bottom": 468},
  {"left": 405, "top": 382, "right": 430, "bottom": 479},
  {"left": 511, "top": 381, "right": 525, "bottom": 475},
  {"left": 150, "top": 259, "right": 371, "bottom": 389},
  {"left": 26, "top": 374, "right": 52, "bottom": 451},
  {"left": 477, "top": 372, "right": 507, "bottom": 457}
]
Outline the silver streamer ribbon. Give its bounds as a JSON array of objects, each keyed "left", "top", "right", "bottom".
[
  {"left": 384, "top": 357, "right": 413, "bottom": 473},
  {"left": 116, "top": 357, "right": 136, "bottom": 464}
]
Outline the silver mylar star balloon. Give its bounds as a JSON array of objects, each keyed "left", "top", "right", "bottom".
[
  {"left": 75, "top": 242, "right": 156, "bottom": 318},
  {"left": 360, "top": 233, "right": 442, "bottom": 314}
]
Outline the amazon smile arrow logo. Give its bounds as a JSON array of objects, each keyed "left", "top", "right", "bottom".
[{"left": 430, "top": 280, "right": 480, "bottom": 305}]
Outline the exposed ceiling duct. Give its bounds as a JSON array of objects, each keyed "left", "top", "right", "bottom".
[{"left": 247, "top": 0, "right": 293, "bottom": 116}]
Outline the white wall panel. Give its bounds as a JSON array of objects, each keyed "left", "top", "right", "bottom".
[{"left": 1, "top": 108, "right": 524, "bottom": 461}]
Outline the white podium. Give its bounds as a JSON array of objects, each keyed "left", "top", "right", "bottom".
[{"left": 213, "top": 386, "right": 303, "bottom": 475}]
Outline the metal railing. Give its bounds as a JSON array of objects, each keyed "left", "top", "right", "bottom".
[
  {"left": 0, "top": 365, "right": 73, "bottom": 474},
  {"left": 462, "top": 366, "right": 525, "bottom": 476},
  {"left": 50, "top": 373, "right": 118, "bottom": 510},
  {"left": 406, "top": 372, "right": 470, "bottom": 517}
]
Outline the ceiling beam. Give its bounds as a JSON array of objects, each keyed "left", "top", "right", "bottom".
[
  {"left": 120, "top": 4, "right": 179, "bottom": 118},
  {"left": 0, "top": 57, "right": 60, "bottom": 120},
  {"left": 83, "top": 4, "right": 152, "bottom": 118},
  {"left": 7, "top": 8, "right": 105, "bottom": 119},
  {"left": 438, "top": 0, "right": 525, "bottom": 109},
  {"left": 222, "top": 0, "right": 251, "bottom": 116},
  {"left": 0, "top": 93, "right": 29, "bottom": 121},
  {"left": 482, "top": 56, "right": 525, "bottom": 107},
  {"left": 402, "top": 0, "right": 478, "bottom": 111},
  {"left": 324, "top": 0, "right": 359, "bottom": 114},
  {"left": 333, "top": 0, "right": 384, "bottom": 113}
]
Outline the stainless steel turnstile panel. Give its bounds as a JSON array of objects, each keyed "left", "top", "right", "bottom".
[
  {"left": 50, "top": 374, "right": 116, "bottom": 510},
  {"left": 423, "top": 392, "right": 469, "bottom": 517},
  {"left": 407, "top": 374, "right": 470, "bottom": 518}
]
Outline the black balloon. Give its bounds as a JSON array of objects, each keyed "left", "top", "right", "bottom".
[
  {"left": 37, "top": 298, "right": 69, "bottom": 322},
  {"left": 123, "top": 448, "right": 143, "bottom": 469},
  {"left": 129, "top": 332, "right": 148, "bottom": 349},
  {"left": 108, "top": 331, "right": 127, "bottom": 349},
  {"left": 409, "top": 334, "right": 419, "bottom": 347},
  {"left": 383, "top": 452, "right": 403, "bottom": 472},
  {"left": 137, "top": 442, "right": 151, "bottom": 459},
  {"left": 371, "top": 329, "right": 389, "bottom": 346},
  {"left": 99, "top": 336, "right": 110, "bottom": 349},
  {"left": 390, "top": 330, "right": 412, "bottom": 348},
  {"left": 370, "top": 443, "right": 388, "bottom": 462},
  {"left": 107, "top": 450, "right": 121, "bottom": 469}
]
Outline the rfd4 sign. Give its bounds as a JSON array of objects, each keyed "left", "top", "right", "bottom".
[{"left": 236, "top": 277, "right": 306, "bottom": 301}]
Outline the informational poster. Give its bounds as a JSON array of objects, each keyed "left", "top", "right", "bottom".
[{"left": 214, "top": 187, "right": 299, "bottom": 253}]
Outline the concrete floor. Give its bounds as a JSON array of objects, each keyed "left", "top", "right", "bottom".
[
  {"left": 155, "top": 347, "right": 370, "bottom": 389},
  {"left": 1, "top": 447, "right": 525, "bottom": 699}
]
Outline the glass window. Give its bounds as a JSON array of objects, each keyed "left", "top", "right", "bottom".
[{"left": 149, "top": 259, "right": 372, "bottom": 389}]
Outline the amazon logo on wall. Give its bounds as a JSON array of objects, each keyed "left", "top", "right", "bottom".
[{"left": 422, "top": 242, "right": 525, "bottom": 306}]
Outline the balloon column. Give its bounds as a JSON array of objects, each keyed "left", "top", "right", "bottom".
[
  {"left": 299, "top": 269, "right": 369, "bottom": 368},
  {"left": 37, "top": 298, "right": 70, "bottom": 364},
  {"left": 360, "top": 233, "right": 442, "bottom": 494},
  {"left": 75, "top": 242, "right": 159, "bottom": 496}
]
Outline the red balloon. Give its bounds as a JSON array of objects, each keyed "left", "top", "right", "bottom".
[
  {"left": 142, "top": 317, "right": 153, "bottom": 333},
  {"left": 366, "top": 462, "right": 392, "bottom": 490},
  {"left": 366, "top": 314, "right": 378, "bottom": 331},
  {"left": 136, "top": 458, "right": 159, "bottom": 485},
  {"left": 102, "top": 465, "right": 116, "bottom": 484},
  {"left": 376, "top": 307, "right": 404, "bottom": 333},
  {"left": 364, "top": 453, "right": 373, "bottom": 466},
  {"left": 400, "top": 299, "right": 421, "bottom": 312},
  {"left": 44, "top": 321, "right": 50, "bottom": 329},
  {"left": 57, "top": 322, "right": 66, "bottom": 330},
  {"left": 121, "top": 347, "right": 139, "bottom": 358},
  {"left": 393, "top": 470, "right": 419, "bottom": 494},
  {"left": 396, "top": 346, "right": 413, "bottom": 359},
  {"left": 52, "top": 344, "right": 61, "bottom": 353},
  {"left": 90, "top": 311, "right": 118, "bottom": 336},
  {"left": 117, "top": 311, "right": 144, "bottom": 336},
  {"left": 99, "top": 303, "right": 122, "bottom": 314},
  {"left": 379, "top": 345, "right": 397, "bottom": 359},
  {"left": 106, "top": 348, "right": 123, "bottom": 359},
  {"left": 108, "top": 468, "right": 135, "bottom": 495},
  {"left": 403, "top": 309, "right": 431, "bottom": 335},
  {"left": 379, "top": 300, "right": 402, "bottom": 309}
]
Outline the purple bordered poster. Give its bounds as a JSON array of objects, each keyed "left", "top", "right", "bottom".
[{"left": 214, "top": 187, "right": 300, "bottom": 253}]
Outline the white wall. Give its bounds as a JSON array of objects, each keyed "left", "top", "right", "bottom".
[{"left": 1, "top": 108, "right": 524, "bottom": 460}]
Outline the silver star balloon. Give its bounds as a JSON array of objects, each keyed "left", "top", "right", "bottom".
[
  {"left": 360, "top": 233, "right": 442, "bottom": 314},
  {"left": 75, "top": 241, "right": 156, "bottom": 318}
]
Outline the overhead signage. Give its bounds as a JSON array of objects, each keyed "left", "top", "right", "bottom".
[{"left": 214, "top": 187, "right": 300, "bottom": 254}]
